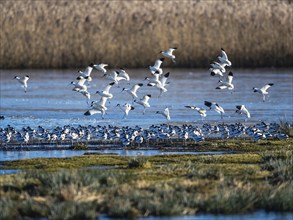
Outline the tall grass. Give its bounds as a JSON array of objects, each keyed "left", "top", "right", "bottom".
[{"left": 1, "top": 0, "right": 292, "bottom": 69}]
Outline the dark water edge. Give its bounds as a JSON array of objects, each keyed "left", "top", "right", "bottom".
[{"left": 115, "top": 211, "right": 293, "bottom": 220}]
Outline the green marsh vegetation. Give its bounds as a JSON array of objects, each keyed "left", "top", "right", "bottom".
[
  {"left": 1, "top": 0, "right": 292, "bottom": 69},
  {"left": 0, "top": 138, "right": 292, "bottom": 219}
]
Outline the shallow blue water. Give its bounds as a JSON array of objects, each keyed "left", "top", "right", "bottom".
[
  {"left": 0, "top": 149, "right": 231, "bottom": 162},
  {"left": 0, "top": 68, "right": 292, "bottom": 130}
]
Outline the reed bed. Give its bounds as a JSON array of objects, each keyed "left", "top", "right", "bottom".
[{"left": 1, "top": 0, "right": 292, "bottom": 69}]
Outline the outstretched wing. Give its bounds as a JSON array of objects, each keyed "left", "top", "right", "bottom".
[{"left": 261, "top": 83, "right": 274, "bottom": 92}]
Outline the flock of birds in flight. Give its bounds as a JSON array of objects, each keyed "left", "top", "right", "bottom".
[
  {"left": 13, "top": 47, "right": 275, "bottom": 122},
  {"left": 3, "top": 48, "right": 288, "bottom": 147}
]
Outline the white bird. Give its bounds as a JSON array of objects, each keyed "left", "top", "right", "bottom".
[
  {"left": 117, "top": 68, "right": 130, "bottom": 81},
  {"left": 253, "top": 83, "right": 274, "bottom": 102},
  {"left": 218, "top": 48, "right": 232, "bottom": 67},
  {"left": 70, "top": 76, "right": 88, "bottom": 91},
  {"left": 134, "top": 94, "right": 151, "bottom": 114},
  {"left": 93, "top": 63, "right": 108, "bottom": 73},
  {"left": 78, "top": 63, "right": 94, "bottom": 83},
  {"left": 77, "top": 89, "right": 91, "bottom": 104},
  {"left": 122, "top": 83, "right": 143, "bottom": 100},
  {"left": 145, "top": 72, "right": 161, "bottom": 85},
  {"left": 84, "top": 97, "right": 108, "bottom": 119},
  {"left": 235, "top": 105, "right": 251, "bottom": 118},
  {"left": 149, "top": 58, "right": 164, "bottom": 75},
  {"left": 103, "top": 71, "right": 127, "bottom": 84},
  {"left": 147, "top": 72, "right": 170, "bottom": 97},
  {"left": 156, "top": 107, "right": 171, "bottom": 120},
  {"left": 204, "top": 101, "right": 225, "bottom": 119},
  {"left": 117, "top": 103, "right": 135, "bottom": 119},
  {"left": 14, "top": 75, "right": 29, "bottom": 93},
  {"left": 185, "top": 106, "right": 207, "bottom": 120},
  {"left": 210, "top": 61, "right": 226, "bottom": 73},
  {"left": 160, "top": 48, "right": 177, "bottom": 63},
  {"left": 216, "top": 71, "right": 234, "bottom": 90},
  {"left": 96, "top": 82, "right": 115, "bottom": 99}
]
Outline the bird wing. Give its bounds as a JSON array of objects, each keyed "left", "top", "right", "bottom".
[
  {"left": 132, "top": 83, "right": 142, "bottom": 93},
  {"left": 227, "top": 72, "right": 233, "bottom": 84},
  {"left": 242, "top": 106, "right": 251, "bottom": 118},
  {"left": 185, "top": 105, "right": 195, "bottom": 109},
  {"left": 215, "top": 104, "right": 225, "bottom": 113},
  {"left": 160, "top": 72, "right": 170, "bottom": 87},
  {"left": 142, "top": 95, "right": 151, "bottom": 102},
  {"left": 261, "top": 83, "right": 273, "bottom": 92},
  {"left": 220, "top": 48, "right": 228, "bottom": 60},
  {"left": 103, "top": 82, "right": 114, "bottom": 93},
  {"left": 98, "top": 97, "right": 108, "bottom": 107},
  {"left": 84, "top": 109, "right": 101, "bottom": 116},
  {"left": 216, "top": 85, "right": 228, "bottom": 90},
  {"left": 154, "top": 59, "right": 163, "bottom": 69},
  {"left": 167, "top": 48, "right": 175, "bottom": 55},
  {"left": 204, "top": 101, "right": 213, "bottom": 108}
]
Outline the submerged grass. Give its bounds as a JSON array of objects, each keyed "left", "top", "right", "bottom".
[
  {"left": 0, "top": 138, "right": 292, "bottom": 219},
  {"left": 1, "top": 0, "right": 293, "bottom": 69}
]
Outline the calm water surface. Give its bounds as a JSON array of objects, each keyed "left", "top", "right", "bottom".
[
  {"left": 0, "top": 149, "right": 231, "bottom": 162},
  {"left": 0, "top": 68, "right": 292, "bottom": 130}
]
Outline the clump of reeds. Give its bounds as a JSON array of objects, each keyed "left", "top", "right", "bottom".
[
  {"left": 128, "top": 157, "right": 152, "bottom": 169},
  {"left": 71, "top": 142, "right": 89, "bottom": 150},
  {"left": 1, "top": 0, "right": 292, "bottom": 69},
  {"left": 278, "top": 120, "right": 293, "bottom": 137}
]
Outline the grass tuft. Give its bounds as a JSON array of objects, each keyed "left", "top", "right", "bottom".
[{"left": 128, "top": 157, "right": 152, "bottom": 169}]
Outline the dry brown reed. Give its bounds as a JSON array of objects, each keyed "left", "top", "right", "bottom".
[{"left": 1, "top": 0, "right": 292, "bottom": 69}]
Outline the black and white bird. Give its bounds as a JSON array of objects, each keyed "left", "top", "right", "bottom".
[
  {"left": 14, "top": 75, "right": 30, "bottom": 93},
  {"left": 145, "top": 72, "right": 161, "bottom": 85},
  {"left": 149, "top": 58, "right": 164, "bottom": 75},
  {"left": 116, "top": 103, "right": 135, "bottom": 119},
  {"left": 253, "top": 83, "right": 274, "bottom": 102},
  {"left": 210, "top": 61, "right": 226, "bottom": 73},
  {"left": 70, "top": 76, "right": 88, "bottom": 91},
  {"left": 147, "top": 72, "right": 170, "bottom": 97},
  {"left": 77, "top": 89, "right": 91, "bottom": 104},
  {"left": 204, "top": 101, "right": 225, "bottom": 119},
  {"left": 122, "top": 83, "right": 143, "bottom": 101},
  {"left": 216, "top": 71, "right": 234, "bottom": 90},
  {"left": 235, "top": 105, "right": 251, "bottom": 119},
  {"left": 93, "top": 63, "right": 108, "bottom": 73},
  {"left": 78, "top": 63, "right": 94, "bottom": 83},
  {"left": 103, "top": 71, "right": 128, "bottom": 84},
  {"left": 134, "top": 94, "right": 151, "bottom": 114},
  {"left": 117, "top": 68, "right": 130, "bottom": 81},
  {"left": 160, "top": 48, "right": 177, "bottom": 63},
  {"left": 218, "top": 48, "right": 232, "bottom": 67},
  {"left": 84, "top": 97, "right": 108, "bottom": 119},
  {"left": 156, "top": 107, "right": 171, "bottom": 121},
  {"left": 185, "top": 106, "right": 207, "bottom": 120},
  {"left": 96, "top": 82, "right": 115, "bottom": 99}
]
